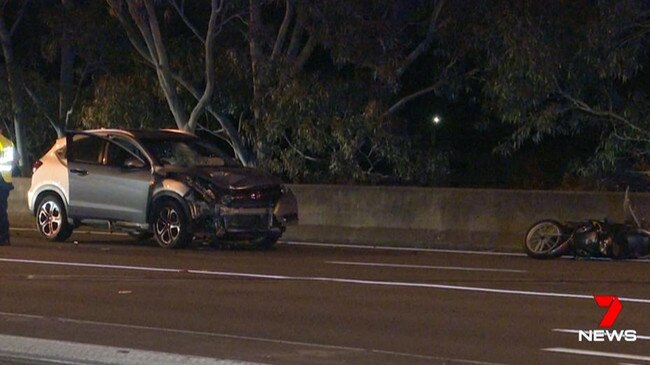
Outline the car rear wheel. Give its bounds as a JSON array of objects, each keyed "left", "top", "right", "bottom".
[
  {"left": 36, "top": 194, "right": 73, "bottom": 241},
  {"left": 152, "top": 199, "right": 191, "bottom": 249}
]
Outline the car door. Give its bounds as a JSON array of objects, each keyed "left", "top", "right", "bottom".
[{"left": 67, "top": 132, "right": 152, "bottom": 223}]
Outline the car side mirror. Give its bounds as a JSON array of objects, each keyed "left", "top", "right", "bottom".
[{"left": 123, "top": 156, "right": 146, "bottom": 169}]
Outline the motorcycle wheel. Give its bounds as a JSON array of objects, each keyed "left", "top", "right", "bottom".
[{"left": 523, "top": 220, "right": 569, "bottom": 259}]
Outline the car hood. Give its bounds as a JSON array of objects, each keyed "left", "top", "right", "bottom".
[{"left": 159, "top": 166, "right": 282, "bottom": 190}]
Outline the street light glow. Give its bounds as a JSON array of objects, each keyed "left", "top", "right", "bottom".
[{"left": 432, "top": 115, "right": 441, "bottom": 124}]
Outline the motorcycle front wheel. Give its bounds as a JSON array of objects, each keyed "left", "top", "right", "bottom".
[{"left": 523, "top": 220, "right": 569, "bottom": 259}]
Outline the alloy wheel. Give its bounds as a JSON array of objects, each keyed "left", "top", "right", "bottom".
[
  {"left": 37, "top": 200, "right": 62, "bottom": 238},
  {"left": 154, "top": 206, "right": 181, "bottom": 246}
]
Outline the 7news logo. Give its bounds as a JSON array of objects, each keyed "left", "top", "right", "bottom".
[{"left": 578, "top": 295, "right": 637, "bottom": 342}]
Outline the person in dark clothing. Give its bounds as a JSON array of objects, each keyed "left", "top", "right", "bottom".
[{"left": 0, "top": 126, "right": 15, "bottom": 246}]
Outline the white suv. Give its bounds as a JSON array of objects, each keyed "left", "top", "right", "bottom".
[{"left": 28, "top": 129, "right": 298, "bottom": 248}]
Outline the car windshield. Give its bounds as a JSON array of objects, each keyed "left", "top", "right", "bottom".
[{"left": 139, "top": 136, "right": 239, "bottom": 168}]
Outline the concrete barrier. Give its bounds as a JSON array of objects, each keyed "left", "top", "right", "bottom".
[
  {"left": 282, "top": 185, "right": 650, "bottom": 250},
  {"left": 9, "top": 178, "right": 34, "bottom": 231},
  {"left": 11, "top": 178, "right": 650, "bottom": 251}
]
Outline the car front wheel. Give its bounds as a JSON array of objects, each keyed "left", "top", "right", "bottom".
[
  {"left": 36, "top": 194, "right": 73, "bottom": 241},
  {"left": 152, "top": 199, "right": 191, "bottom": 249}
]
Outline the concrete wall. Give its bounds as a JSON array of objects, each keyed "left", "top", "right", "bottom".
[
  {"left": 11, "top": 178, "right": 649, "bottom": 251},
  {"left": 281, "top": 185, "right": 650, "bottom": 250},
  {"left": 9, "top": 178, "right": 34, "bottom": 230}
]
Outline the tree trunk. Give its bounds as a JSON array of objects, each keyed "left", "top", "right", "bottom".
[
  {"left": 248, "top": 0, "right": 264, "bottom": 123},
  {"left": 271, "top": 0, "right": 293, "bottom": 60},
  {"left": 107, "top": 0, "right": 253, "bottom": 166},
  {"left": 59, "top": 0, "right": 75, "bottom": 131},
  {"left": 186, "top": 0, "right": 220, "bottom": 133},
  {"left": 247, "top": 0, "right": 268, "bottom": 164},
  {"left": 0, "top": 13, "right": 28, "bottom": 176},
  {"left": 125, "top": 0, "right": 189, "bottom": 129}
]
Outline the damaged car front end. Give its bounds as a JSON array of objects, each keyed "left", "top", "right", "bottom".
[{"left": 163, "top": 169, "right": 298, "bottom": 247}]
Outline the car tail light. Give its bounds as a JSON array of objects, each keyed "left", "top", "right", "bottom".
[{"left": 32, "top": 160, "right": 43, "bottom": 174}]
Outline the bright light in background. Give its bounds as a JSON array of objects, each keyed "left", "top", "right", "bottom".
[{"left": 432, "top": 115, "right": 442, "bottom": 125}]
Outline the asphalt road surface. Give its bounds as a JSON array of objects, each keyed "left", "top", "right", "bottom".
[{"left": 1, "top": 228, "right": 650, "bottom": 365}]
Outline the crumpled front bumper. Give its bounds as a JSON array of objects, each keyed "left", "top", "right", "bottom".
[{"left": 188, "top": 187, "right": 299, "bottom": 239}]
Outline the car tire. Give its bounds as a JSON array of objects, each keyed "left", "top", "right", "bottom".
[
  {"left": 152, "top": 199, "right": 191, "bottom": 249},
  {"left": 36, "top": 194, "right": 73, "bottom": 242}
]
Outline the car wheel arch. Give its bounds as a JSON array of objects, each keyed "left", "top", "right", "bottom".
[
  {"left": 33, "top": 189, "right": 69, "bottom": 218},
  {"left": 148, "top": 192, "right": 192, "bottom": 225}
]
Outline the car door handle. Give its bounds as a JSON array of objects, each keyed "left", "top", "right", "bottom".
[{"left": 70, "top": 168, "right": 88, "bottom": 176}]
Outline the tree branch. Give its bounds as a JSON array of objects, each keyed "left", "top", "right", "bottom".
[
  {"left": 271, "top": 0, "right": 293, "bottom": 60},
  {"left": 283, "top": 133, "right": 321, "bottom": 162},
  {"left": 167, "top": 0, "right": 205, "bottom": 45},
  {"left": 142, "top": 0, "right": 189, "bottom": 128},
  {"left": 196, "top": 123, "right": 234, "bottom": 150},
  {"left": 383, "top": 57, "right": 457, "bottom": 117},
  {"left": 9, "top": 0, "right": 28, "bottom": 38},
  {"left": 292, "top": 34, "right": 315, "bottom": 72},
  {"left": 187, "top": 0, "right": 220, "bottom": 132},
  {"left": 64, "top": 62, "right": 92, "bottom": 128},
  {"left": 560, "top": 91, "right": 650, "bottom": 137},
  {"left": 23, "top": 83, "right": 64, "bottom": 137},
  {"left": 108, "top": 0, "right": 252, "bottom": 165},
  {"left": 107, "top": 0, "right": 156, "bottom": 64},
  {"left": 396, "top": 0, "right": 445, "bottom": 77},
  {"left": 286, "top": 21, "right": 303, "bottom": 61},
  {"left": 382, "top": 82, "right": 442, "bottom": 118}
]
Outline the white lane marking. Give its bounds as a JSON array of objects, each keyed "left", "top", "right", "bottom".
[
  {"left": 542, "top": 348, "right": 650, "bottom": 362},
  {"left": 12, "top": 226, "right": 650, "bottom": 263},
  {"left": 12, "top": 227, "right": 650, "bottom": 261},
  {"left": 282, "top": 240, "right": 526, "bottom": 256},
  {"left": 12, "top": 228, "right": 523, "bottom": 255},
  {"left": 552, "top": 329, "right": 650, "bottom": 341},
  {"left": 3, "top": 257, "right": 650, "bottom": 304},
  {"left": 0, "top": 333, "right": 262, "bottom": 365},
  {"left": 291, "top": 241, "right": 650, "bottom": 262},
  {"left": 0, "top": 312, "right": 504, "bottom": 365},
  {"left": 327, "top": 260, "right": 527, "bottom": 273}
]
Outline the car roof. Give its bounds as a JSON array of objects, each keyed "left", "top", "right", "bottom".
[{"left": 83, "top": 128, "right": 195, "bottom": 139}]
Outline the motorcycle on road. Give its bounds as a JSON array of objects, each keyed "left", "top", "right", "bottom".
[{"left": 523, "top": 189, "right": 650, "bottom": 259}]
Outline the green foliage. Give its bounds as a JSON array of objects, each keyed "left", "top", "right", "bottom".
[
  {"left": 80, "top": 72, "right": 172, "bottom": 129},
  {"left": 239, "top": 0, "right": 451, "bottom": 184},
  {"left": 0, "top": 70, "right": 57, "bottom": 163},
  {"left": 16, "top": 0, "right": 650, "bottom": 188},
  {"left": 476, "top": 0, "right": 650, "bottom": 188},
  {"left": 249, "top": 69, "right": 446, "bottom": 184}
]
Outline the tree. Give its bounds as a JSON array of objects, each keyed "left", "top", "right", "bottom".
[
  {"left": 106, "top": 0, "right": 252, "bottom": 165},
  {"left": 243, "top": 0, "right": 452, "bottom": 183},
  {"left": 477, "top": 0, "right": 650, "bottom": 188},
  {"left": 0, "top": 0, "right": 29, "bottom": 175},
  {"left": 24, "top": 0, "right": 106, "bottom": 138}
]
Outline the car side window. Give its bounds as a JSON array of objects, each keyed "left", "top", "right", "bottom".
[
  {"left": 105, "top": 142, "right": 136, "bottom": 167},
  {"left": 68, "top": 135, "right": 105, "bottom": 164},
  {"left": 110, "top": 137, "right": 148, "bottom": 163}
]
